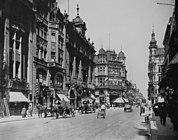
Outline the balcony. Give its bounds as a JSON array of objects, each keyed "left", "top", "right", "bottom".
[
  {"left": 47, "top": 62, "right": 65, "bottom": 73},
  {"left": 34, "top": 57, "right": 47, "bottom": 67},
  {"left": 48, "top": 61, "right": 61, "bottom": 68},
  {"left": 49, "top": 22, "right": 58, "bottom": 29}
]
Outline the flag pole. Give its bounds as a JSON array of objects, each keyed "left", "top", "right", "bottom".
[{"left": 68, "top": 0, "right": 69, "bottom": 17}]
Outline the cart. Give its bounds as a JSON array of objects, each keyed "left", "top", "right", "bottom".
[{"left": 97, "top": 109, "right": 106, "bottom": 118}]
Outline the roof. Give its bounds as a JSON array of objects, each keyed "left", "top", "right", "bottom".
[
  {"left": 99, "top": 48, "right": 106, "bottom": 54},
  {"left": 118, "top": 51, "right": 125, "bottom": 58},
  {"left": 73, "top": 15, "right": 84, "bottom": 25}
]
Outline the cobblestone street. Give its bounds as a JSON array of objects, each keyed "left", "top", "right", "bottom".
[{"left": 0, "top": 107, "right": 150, "bottom": 140}]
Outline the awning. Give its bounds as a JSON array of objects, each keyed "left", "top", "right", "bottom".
[
  {"left": 57, "top": 94, "right": 69, "bottom": 102},
  {"left": 9, "top": 92, "right": 30, "bottom": 102},
  {"left": 90, "top": 94, "right": 96, "bottom": 100},
  {"left": 123, "top": 98, "right": 129, "bottom": 103},
  {"left": 113, "top": 97, "right": 124, "bottom": 103},
  {"left": 170, "top": 52, "right": 178, "bottom": 65}
]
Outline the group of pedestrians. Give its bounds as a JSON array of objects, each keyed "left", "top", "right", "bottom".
[
  {"left": 140, "top": 101, "right": 168, "bottom": 126},
  {"left": 140, "top": 103, "right": 151, "bottom": 123},
  {"left": 21, "top": 104, "right": 33, "bottom": 118}
]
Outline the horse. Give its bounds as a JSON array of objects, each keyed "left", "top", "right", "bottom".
[{"left": 52, "top": 104, "right": 75, "bottom": 119}]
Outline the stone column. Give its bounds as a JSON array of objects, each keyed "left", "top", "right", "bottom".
[
  {"left": 13, "top": 30, "right": 16, "bottom": 78},
  {"left": 18, "top": 36, "right": 22, "bottom": 79},
  {"left": 62, "top": 25, "right": 66, "bottom": 90}
]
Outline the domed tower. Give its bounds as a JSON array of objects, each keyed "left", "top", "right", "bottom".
[
  {"left": 118, "top": 51, "right": 126, "bottom": 65},
  {"left": 72, "top": 4, "right": 87, "bottom": 36},
  {"left": 149, "top": 26, "right": 158, "bottom": 57},
  {"left": 99, "top": 48, "right": 106, "bottom": 54}
]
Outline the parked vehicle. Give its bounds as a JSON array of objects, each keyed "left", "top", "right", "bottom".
[{"left": 124, "top": 104, "right": 133, "bottom": 112}]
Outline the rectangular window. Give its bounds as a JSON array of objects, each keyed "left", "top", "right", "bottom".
[
  {"left": 51, "top": 32, "right": 56, "bottom": 42},
  {"left": 98, "top": 66, "right": 105, "bottom": 75},
  {"left": 51, "top": 52, "right": 56, "bottom": 62},
  {"left": 51, "top": 42, "right": 56, "bottom": 50}
]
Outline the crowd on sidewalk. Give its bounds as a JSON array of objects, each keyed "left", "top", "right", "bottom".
[{"left": 139, "top": 101, "right": 178, "bottom": 140}]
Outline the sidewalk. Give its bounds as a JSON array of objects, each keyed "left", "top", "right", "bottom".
[
  {"left": 0, "top": 110, "right": 82, "bottom": 124},
  {"left": 0, "top": 114, "right": 39, "bottom": 123},
  {"left": 150, "top": 113, "right": 178, "bottom": 140}
]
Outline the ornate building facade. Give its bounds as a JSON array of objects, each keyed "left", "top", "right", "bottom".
[
  {"left": 0, "top": 0, "right": 36, "bottom": 116},
  {"left": 148, "top": 29, "right": 164, "bottom": 104},
  {"left": 158, "top": 2, "right": 178, "bottom": 129},
  {"left": 0, "top": 1, "right": 96, "bottom": 117},
  {"left": 64, "top": 5, "right": 96, "bottom": 108},
  {"left": 94, "top": 48, "right": 127, "bottom": 106}
]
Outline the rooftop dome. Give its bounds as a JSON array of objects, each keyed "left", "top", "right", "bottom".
[
  {"left": 73, "top": 15, "right": 84, "bottom": 25},
  {"left": 99, "top": 48, "right": 106, "bottom": 54},
  {"left": 73, "top": 4, "right": 85, "bottom": 26},
  {"left": 118, "top": 51, "right": 125, "bottom": 58}
]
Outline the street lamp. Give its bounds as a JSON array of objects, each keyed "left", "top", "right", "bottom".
[{"left": 157, "top": 2, "right": 175, "bottom": 6}]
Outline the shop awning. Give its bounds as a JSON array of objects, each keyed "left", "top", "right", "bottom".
[
  {"left": 170, "top": 52, "right": 178, "bottom": 65},
  {"left": 123, "top": 98, "right": 129, "bottom": 103},
  {"left": 9, "top": 92, "right": 30, "bottom": 102},
  {"left": 57, "top": 94, "right": 69, "bottom": 102},
  {"left": 113, "top": 97, "right": 124, "bottom": 103},
  {"left": 90, "top": 94, "right": 96, "bottom": 100}
]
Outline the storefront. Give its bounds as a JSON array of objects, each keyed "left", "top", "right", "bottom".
[{"left": 9, "top": 91, "right": 30, "bottom": 115}]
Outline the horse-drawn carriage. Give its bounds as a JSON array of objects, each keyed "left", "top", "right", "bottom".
[{"left": 52, "top": 104, "right": 75, "bottom": 119}]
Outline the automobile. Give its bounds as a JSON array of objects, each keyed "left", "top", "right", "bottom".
[{"left": 124, "top": 104, "right": 133, "bottom": 112}]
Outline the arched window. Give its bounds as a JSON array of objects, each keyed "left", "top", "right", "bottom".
[{"left": 55, "top": 74, "right": 63, "bottom": 88}]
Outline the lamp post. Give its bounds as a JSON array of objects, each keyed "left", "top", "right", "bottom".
[{"left": 157, "top": 2, "right": 175, "bottom": 6}]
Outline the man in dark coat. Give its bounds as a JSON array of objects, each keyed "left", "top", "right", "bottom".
[{"left": 159, "top": 102, "right": 167, "bottom": 126}]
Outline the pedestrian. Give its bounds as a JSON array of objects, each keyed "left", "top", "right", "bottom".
[
  {"left": 140, "top": 103, "right": 145, "bottom": 116},
  {"left": 28, "top": 104, "right": 33, "bottom": 117},
  {"left": 159, "top": 102, "right": 167, "bottom": 126},
  {"left": 37, "top": 103, "right": 42, "bottom": 118},
  {"left": 144, "top": 105, "right": 151, "bottom": 123},
  {"left": 21, "top": 105, "right": 27, "bottom": 118}
]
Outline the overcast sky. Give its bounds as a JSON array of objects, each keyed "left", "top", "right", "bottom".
[{"left": 57, "top": 0, "right": 175, "bottom": 97}]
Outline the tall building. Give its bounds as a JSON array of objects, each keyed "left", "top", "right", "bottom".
[
  {"left": 64, "top": 4, "right": 96, "bottom": 108},
  {"left": 0, "top": 0, "right": 36, "bottom": 116},
  {"left": 148, "top": 29, "right": 164, "bottom": 104},
  {"left": 94, "top": 48, "right": 127, "bottom": 106},
  {"left": 158, "top": 1, "right": 178, "bottom": 129},
  {"left": 33, "top": 0, "right": 66, "bottom": 111},
  {"left": 0, "top": 1, "right": 96, "bottom": 117}
]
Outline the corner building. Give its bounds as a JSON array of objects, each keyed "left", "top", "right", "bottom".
[
  {"left": 94, "top": 48, "right": 127, "bottom": 106},
  {"left": 148, "top": 30, "right": 164, "bottom": 104}
]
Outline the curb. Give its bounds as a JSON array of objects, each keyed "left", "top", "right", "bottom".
[
  {"left": 150, "top": 120, "right": 158, "bottom": 140},
  {"left": 0, "top": 116, "right": 39, "bottom": 124}
]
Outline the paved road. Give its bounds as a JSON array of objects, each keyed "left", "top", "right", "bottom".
[{"left": 0, "top": 107, "right": 149, "bottom": 140}]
